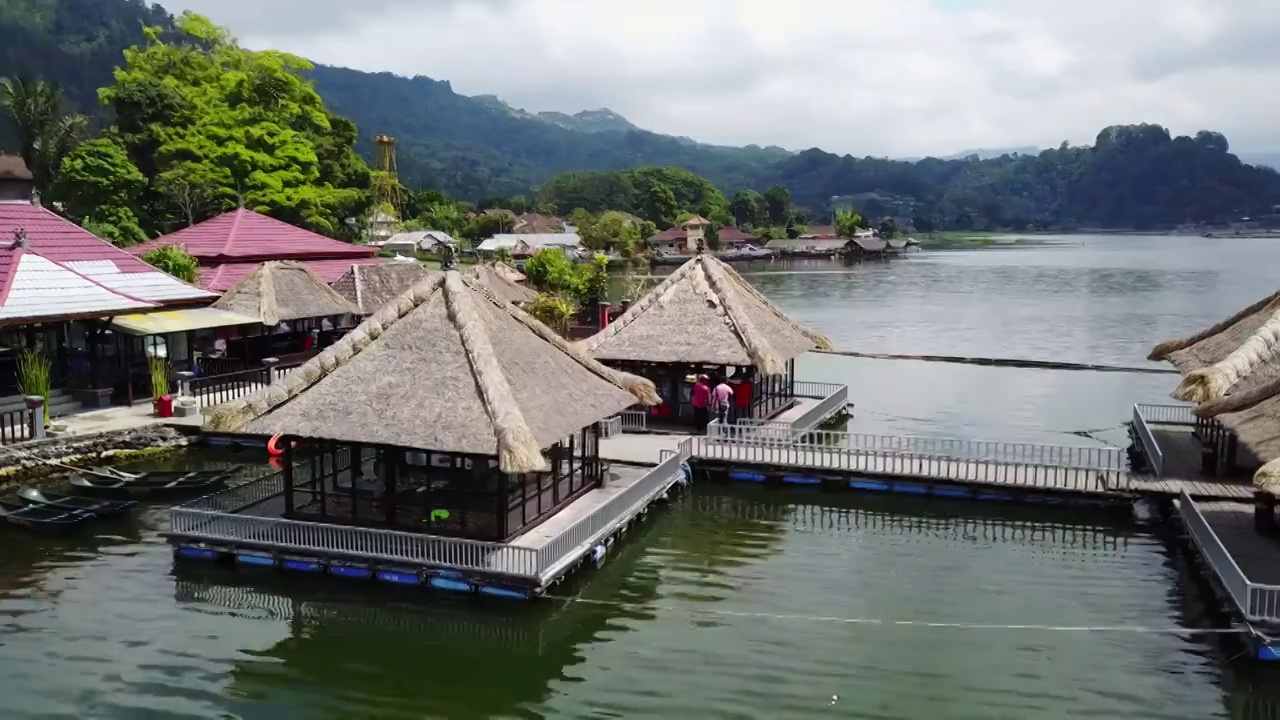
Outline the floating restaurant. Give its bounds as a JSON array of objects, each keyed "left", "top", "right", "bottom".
[
  {"left": 170, "top": 269, "right": 686, "bottom": 597},
  {"left": 579, "top": 252, "right": 833, "bottom": 429},
  {"left": 1137, "top": 291, "right": 1280, "bottom": 659}
]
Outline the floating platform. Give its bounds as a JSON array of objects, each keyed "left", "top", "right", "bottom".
[
  {"left": 167, "top": 449, "right": 692, "bottom": 599},
  {"left": 1175, "top": 495, "right": 1280, "bottom": 661}
]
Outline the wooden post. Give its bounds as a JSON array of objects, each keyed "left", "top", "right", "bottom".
[
  {"left": 262, "top": 356, "right": 279, "bottom": 385},
  {"left": 1256, "top": 491, "right": 1278, "bottom": 536},
  {"left": 283, "top": 438, "right": 295, "bottom": 515},
  {"left": 382, "top": 447, "right": 396, "bottom": 526}
]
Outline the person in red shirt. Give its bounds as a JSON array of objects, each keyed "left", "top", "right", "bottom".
[{"left": 691, "top": 374, "right": 711, "bottom": 432}]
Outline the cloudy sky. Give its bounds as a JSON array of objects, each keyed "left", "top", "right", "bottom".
[{"left": 162, "top": 0, "right": 1277, "bottom": 157}]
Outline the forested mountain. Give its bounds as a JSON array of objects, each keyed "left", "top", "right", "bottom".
[{"left": 2, "top": 0, "right": 1279, "bottom": 232}]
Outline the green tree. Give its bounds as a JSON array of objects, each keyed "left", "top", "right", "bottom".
[
  {"left": 55, "top": 135, "right": 148, "bottom": 245},
  {"left": 523, "top": 248, "right": 584, "bottom": 297},
  {"left": 834, "top": 209, "right": 864, "bottom": 238},
  {"left": 638, "top": 181, "right": 678, "bottom": 227},
  {"left": 877, "top": 217, "right": 900, "bottom": 239},
  {"left": 140, "top": 244, "right": 198, "bottom": 283},
  {"left": 97, "top": 13, "right": 369, "bottom": 236},
  {"left": 763, "top": 184, "right": 792, "bottom": 226},
  {"left": 730, "top": 188, "right": 768, "bottom": 228},
  {"left": 0, "top": 77, "right": 88, "bottom": 197}
]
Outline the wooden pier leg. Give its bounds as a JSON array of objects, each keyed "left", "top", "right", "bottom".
[{"left": 1255, "top": 491, "right": 1277, "bottom": 536}]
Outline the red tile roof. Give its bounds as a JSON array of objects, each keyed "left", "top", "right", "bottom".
[
  {"left": 0, "top": 202, "right": 214, "bottom": 315},
  {"left": 716, "top": 227, "right": 759, "bottom": 245},
  {"left": 647, "top": 226, "right": 758, "bottom": 245},
  {"left": 800, "top": 225, "right": 837, "bottom": 239},
  {"left": 131, "top": 208, "right": 377, "bottom": 263},
  {"left": 198, "top": 257, "right": 388, "bottom": 293}
]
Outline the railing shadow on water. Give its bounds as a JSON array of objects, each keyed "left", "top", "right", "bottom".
[{"left": 685, "top": 483, "right": 1141, "bottom": 551}]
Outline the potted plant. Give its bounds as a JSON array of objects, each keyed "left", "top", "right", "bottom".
[
  {"left": 16, "top": 348, "right": 51, "bottom": 425},
  {"left": 148, "top": 356, "right": 171, "bottom": 416}
]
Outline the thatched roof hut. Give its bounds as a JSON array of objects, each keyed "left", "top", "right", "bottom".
[
  {"left": 468, "top": 262, "right": 538, "bottom": 305},
  {"left": 484, "top": 260, "right": 525, "bottom": 284},
  {"left": 579, "top": 253, "right": 832, "bottom": 374},
  {"left": 212, "top": 261, "right": 360, "bottom": 325},
  {"left": 1149, "top": 291, "right": 1280, "bottom": 488},
  {"left": 206, "top": 271, "right": 658, "bottom": 473},
  {"left": 332, "top": 262, "right": 434, "bottom": 315}
]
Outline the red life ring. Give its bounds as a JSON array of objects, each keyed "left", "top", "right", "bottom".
[{"left": 267, "top": 434, "right": 294, "bottom": 457}]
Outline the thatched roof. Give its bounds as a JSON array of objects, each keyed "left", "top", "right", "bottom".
[
  {"left": 206, "top": 271, "right": 659, "bottom": 473},
  {"left": 212, "top": 261, "right": 360, "bottom": 324},
  {"left": 332, "top": 262, "right": 434, "bottom": 315},
  {"left": 485, "top": 260, "right": 525, "bottom": 283},
  {"left": 579, "top": 253, "right": 832, "bottom": 374},
  {"left": 468, "top": 262, "right": 538, "bottom": 305},
  {"left": 1149, "top": 291, "right": 1280, "bottom": 488}
]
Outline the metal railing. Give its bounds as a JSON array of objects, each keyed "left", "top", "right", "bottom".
[
  {"left": 170, "top": 509, "right": 540, "bottom": 577},
  {"left": 273, "top": 362, "right": 303, "bottom": 383},
  {"left": 190, "top": 367, "right": 270, "bottom": 408},
  {"left": 599, "top": 417, "right": 622, "bottom": 439},
  {"left": 792, "top": 381, "right": 846, "bottom": 400},
  {"left": 1135, "top": 403, "right": 1196, "bottom": 425},
  {"left": 692, "top": 435, "right": 1118, "bottom": 493},
  {"left": 170, "top": 442, "right": 692, "bottom": 586},
  {"left": 1178, "top": 492, "right": 1280, "bottom": 622},
  {"left": 787, "top": 384, "right": 848, "bottom": 430},
  {"left": 0, "top": 406, "right": 31, "bottom": 445},
  {"left": 620, "top": 410, "right": 648, "bottom": 432},
  {"left": 180, "top": 448, "right": 355, "bottom": 513},
  {"left": 1131, "top": 404, "right": 1164, "bottom": 477},
  {"left": 534, "top": 439, "right": 691, "bottom": 581},
  {"left": 705, "top": 424, "right": 1123, "bottom": 472}
]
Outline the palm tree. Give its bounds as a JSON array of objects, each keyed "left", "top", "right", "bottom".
[{"left": 0, "top": 77, "right": 88, "bottom": 196}]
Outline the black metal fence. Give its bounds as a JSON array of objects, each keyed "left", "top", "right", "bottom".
[
  {"left": 190, "top": 367, "right": 270, "bottom": 407},
  {"left": 0, "top": 406, "right": 30, "bottom": 444}
]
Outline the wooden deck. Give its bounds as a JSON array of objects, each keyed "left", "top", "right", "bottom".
[
  {"left": 1140, "top": 425, "right": 1255, "bottom": 502},
  {"left": 1196, "top": 502, "right": 1280, "bottom": 586},
  {"left": 507, "top": 465, "right": 651, "bottom": 549}
]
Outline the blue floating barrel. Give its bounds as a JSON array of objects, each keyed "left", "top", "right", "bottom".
[
  {"left": 329, "top": 565, "right": 373, "bottom": 580},
  {"left": 376, "top": 570, "right": 422, "bottom": 586},
  {"left": 235, "top": 553, "right": 276, "bottom": 568},
  {"left": 932, "top": 486, "right": 970, "bottom": 498},
  {"left": 783, "top": 475, "right": 821, "bottom": 485},
  {"left": 176, "top": 546, "right": 219, "bottom": 561},
  {"left": 429, "top": 575, "right": 472, "bottom": 593},
  {"left": 479, "top": 586, "right": 531, "bottom": 600},
  {"left": 281, "top": 558, "right": 322, "bottom": 573},
  {"left": 891, "top": 483, "right": 928, "bottom": 495},
  {"left": 850, "top": 479, "right": 890, "bottom": 492},
  {"left": 729, "top": 471, "right": 767, "bottom": 483}
]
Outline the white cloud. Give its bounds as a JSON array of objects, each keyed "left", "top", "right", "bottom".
[{"left": 162, "top": 0, "right": 1280, "bottom": 156}]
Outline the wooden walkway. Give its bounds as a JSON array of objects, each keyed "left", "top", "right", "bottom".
[
  {"left": 600, "top": 431, "right": 1255, "bottom": 502},
  {"left": 1140, "top": 425, "right": 1256, "bottom": 501},
  {"left": 1195, "top": 502, "right": 1280, "bottom": 586}
]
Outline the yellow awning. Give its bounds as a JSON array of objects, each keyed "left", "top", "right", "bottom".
[{"left": 110, "top": 307, "right": 261, "bottom": 336}]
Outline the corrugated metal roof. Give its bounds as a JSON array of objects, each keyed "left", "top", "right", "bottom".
[
  {"left": 0, "top": 252, "right": 155, "bottom": 322},
  {"left": 476, "top": 233, "right": 581, "bottom": 252},
  {"left": 198, "top": 258, "right": 389, "bottom": 293},
  {"left": 131, "top": 208, "right": 378, "bottom": 263},
  {"left": 63, "top": 260, "right": 212, "bottom": 303},
  {"left": 0, "top": 202, "right": 216, "bottom": 307}
]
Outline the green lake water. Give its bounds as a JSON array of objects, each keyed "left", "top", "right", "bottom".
[{"left": 3, "top": 234, "right": 1280, "bottom": 718}]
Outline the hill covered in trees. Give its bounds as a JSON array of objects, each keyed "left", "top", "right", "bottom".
[{"left": 2, "top": 0, "right": 1279, "bottom": 233}]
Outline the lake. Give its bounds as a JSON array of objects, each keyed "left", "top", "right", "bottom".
[{"left": 3, "top": 234, "right": 1279, "bottom": 719}]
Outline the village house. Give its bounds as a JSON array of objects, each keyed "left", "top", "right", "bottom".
[{"left": 0, "top": 155, "right": 221, "bottom": 410}]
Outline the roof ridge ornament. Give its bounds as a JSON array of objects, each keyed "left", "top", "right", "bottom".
[{"left": 11, "top": 227, "right": 27, "bottom": 249}]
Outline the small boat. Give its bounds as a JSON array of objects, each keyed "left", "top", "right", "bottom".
[
  {"left": 0, "top": 498, "right": 94, "bottom": 534},
  {"left": 17, "top": 487, "right": 136, "bottom": 518},
  {"left": 68, "top": 467, "right": 243, "bottom": 500}
]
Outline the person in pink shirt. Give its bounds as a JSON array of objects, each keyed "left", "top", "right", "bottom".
[
  {"left": 711, "top": 377, "right": 734, "bottom": 425},
  {"left": 691, "top": 374, "right": 711, "bottom": 431}
]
